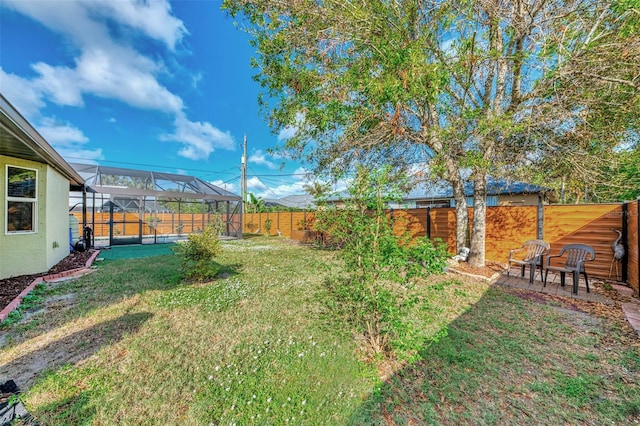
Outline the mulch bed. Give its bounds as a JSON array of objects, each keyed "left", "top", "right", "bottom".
[
  {"left": 450, "top": 260, "right": 507, "bottom": 278},
  {"left": 0, "top": 250, "right": 96, "bottom": 314}
]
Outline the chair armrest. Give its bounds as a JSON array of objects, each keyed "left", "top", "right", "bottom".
[
  {"left": 508, "top": 247, "right": 525, "bottom": 259},
  {"left": 545, "top": 253, "right": 562, "bottom": 268}
]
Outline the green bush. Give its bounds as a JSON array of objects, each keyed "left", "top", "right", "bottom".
[
  {"left": 316, "top": 166, "right": 448, "bottom": 361},
  {"left": 173, "top": 222, "right": 223, "bottom": 281}
]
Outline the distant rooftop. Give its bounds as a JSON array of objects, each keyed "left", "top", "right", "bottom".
[
  {"left": 264, "top": 194, "right": 316, "bottom": 209},
  {"left": 328, "top": 178, "right": 548, "bottom": 202},
  {"left": 404, "top": 178, "right": 548, "bottom": 200}
]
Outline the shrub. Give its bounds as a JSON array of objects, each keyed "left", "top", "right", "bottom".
[
  {"left": 316, "top": 166, "right": 448, "bottom": 361},
  {"left": 173, "top": 222, "right": 222, "bottom": 281}
]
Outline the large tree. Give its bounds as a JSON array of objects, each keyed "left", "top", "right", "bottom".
[
  {"left": 515, "top": 0, "right": 640, "bottom": 203},
  {"left": 224, "top": 0, "right": 639, "bottom": 267}
]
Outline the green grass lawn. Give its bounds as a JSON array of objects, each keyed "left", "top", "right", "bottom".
[{"left": 2, "top": 236, "right": 639, "bottom": 425}]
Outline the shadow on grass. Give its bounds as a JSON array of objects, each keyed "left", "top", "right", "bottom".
[
  {"left": 241, "top": 233, "right": 264, "bottom": 239},
  {"left": 347, "top": 287, "right": 640, "bottom": 425},
  {"left": 19, "top": 256, "right": 242, "bottom": 341},
  {"left": 1, "top": 311, "right": 152, "bottom": 391}
]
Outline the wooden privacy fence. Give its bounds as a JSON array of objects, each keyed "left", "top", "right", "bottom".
[
  {"left": 71, "top": 212, "right": 234, "bottom": 238},
  {"left": 244, "top": 202, "right": 640, "bottom": 296}
]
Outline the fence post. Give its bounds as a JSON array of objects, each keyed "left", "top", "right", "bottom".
[
  {"left": 619, "top": 202, "right": 629, "bottom": 283},
  {"left": 537, "top": 195, "right": 544, "bottom": 239},
  {"left": 637, "top": 199, "right": 640, "bottom": 289}
]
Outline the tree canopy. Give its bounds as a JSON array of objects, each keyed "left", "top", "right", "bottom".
[{"left": 224, "top": 0, "right": 639, "bottom": 266}]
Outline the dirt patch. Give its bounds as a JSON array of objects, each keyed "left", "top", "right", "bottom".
[
  {"left": 449, "top": 260, "right": 506, "bottom": 279},
  {"left": 0, "top": 250, "right": 96, "bottom": 314}
]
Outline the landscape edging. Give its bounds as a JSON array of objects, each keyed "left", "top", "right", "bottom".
[{"left": 0, "top": 250, "right": 101, "bottom": 322}]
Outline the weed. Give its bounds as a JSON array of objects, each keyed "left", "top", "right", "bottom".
[{"left": 0, "top": 283, "right": 47, "bottom": 328}]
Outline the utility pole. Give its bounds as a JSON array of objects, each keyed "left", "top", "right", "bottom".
[{"left": 241, "top": 134, "right": 247, "bottom": 213}]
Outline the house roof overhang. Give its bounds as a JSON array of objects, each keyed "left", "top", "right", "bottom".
[{"left": 0, "top": 94, "right": 85, "bottom": 188}]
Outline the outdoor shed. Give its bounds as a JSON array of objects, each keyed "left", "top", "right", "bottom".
[{"left": 0, "top": 94, "right": 85, "bottom": 279}]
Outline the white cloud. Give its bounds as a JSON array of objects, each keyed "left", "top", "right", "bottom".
[
  {"left": 277, "top": 125, "right": 297, "bottom": 141},
  {"left": 2, "top": 0, "right": 185, "bottom": 51},
  {"left": 248, "top": 150, "right": 277, "bottom": 169},
  {"left": 32, "top": 63, "right": 85, "bottom": 107},
  {"left": 91, "top": 0, "right": 187, "bottom": 50},
  {"left": 247, "top": 177, "right": 268, "bottom": 192},
  {"left": 0, "top": 68, "right": 46, "bottom": 119},
  {"left": 55, "top": 147, "right": 104, "bottom": 162},
  {"left": 1, "top": 0, "right": 232, "bottom": 162},
  {"left": 37, "top": 118, "right": 104, "bottom": 162},
  {"left": 210, "top": 180, "right": 238, "bottom": 194},
  {"left": 246, "top": 175, "right": 309, "bottom": 199},
  {"left": 277, "top": 111, "right": 306, "bottom": 141},
  {"left": 31, "top": 46, "right": 183, "bottom": 113},
  {"left": 161, "top": 114, "right": 235, "bottom": 160},
  {"left": 293, "top": 166, "right": 311, "bottom": 178},
  {"left": 38, "top": 119, "right": 89, "bottom": 145}
]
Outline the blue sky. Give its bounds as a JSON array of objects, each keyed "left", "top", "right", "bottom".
[{"left": 0, "top": 0, "right": 311, "bottom": 199}]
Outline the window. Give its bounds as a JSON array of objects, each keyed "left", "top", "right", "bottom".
[
  {"left": 450, "top": 196, "right": 499, "bottom": 207},
  {"left": 6, "top": 166, "right": 37, "bottom": 233}
]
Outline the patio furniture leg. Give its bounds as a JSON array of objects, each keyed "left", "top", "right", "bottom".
[
  {"left": 543, "top": 269, "right": 548, "bottom": 286},
  {"left": 573, "top": 272, "right": 579, "bottom": 294},
  {"left": 583, "top": 271, "right": 590, "bottom": 293},
  {"left": 560, "top": 272, "right": 565, "bottom": 287},
  {"left": 529, "top": 264, "right": 535, "bottom": 283},
  {"left": 521, "top": 264, "right": 525, "bottom": 278}
]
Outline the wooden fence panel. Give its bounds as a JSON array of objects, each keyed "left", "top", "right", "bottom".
[
  {"left": 429, "top": 208, "right": 457, "bottom": 254},
  {"left": 484, "top": 206, "right": 538, "bottom": 263},
  {"left": 257, "top": 212, "right": 276, "bottom": 236},
  {"left": 544, "top": 204, "right": 622, "bottom": 280},
  {"left": 290, "top": 212, "right": 309, "bottom": 232},
  {"left": 277, "top": 212, "right": 293, "bottom": 237},
  {"left": 398, "top": 209, "right": 428, "bottom": 240},
  {"left": 627, "top": 201, "right": 639, "bottom": 295}
]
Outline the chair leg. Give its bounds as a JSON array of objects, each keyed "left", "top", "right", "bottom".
[
  {"left": 529, "top": 264, "right": 535, "bottom": 283},
  {"left": 521, "top": 265, "right": 525, "bottom": 278},
  {"left": 583, "top": 272, "right": 590, "bottom": 293},
  {"left": 560, "top": 272, "right": 565, "bottom": 287},
  {"left": 543, "top": 269, "right": 548, "bottom": 287},
  {"left": 573, "top": 272, "right": 579, "bottom": 295}
]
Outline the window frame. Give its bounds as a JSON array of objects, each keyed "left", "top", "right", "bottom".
[{"left": 5, "top": 165, "right": 38, "bottom": 234}]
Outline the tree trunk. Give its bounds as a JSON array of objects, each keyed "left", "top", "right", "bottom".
[
  {"left": 469, "top": 173, "right": 487, "bottom": 267},
  {"left": 442, "top": 155, "right": 468, "bottom": 254},
  {"left": 450, "top": 177, "right": 468, "bottom": 254}
]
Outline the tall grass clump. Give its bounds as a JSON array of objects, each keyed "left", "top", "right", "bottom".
[
  {"left": 316, "top": 166, "right": 448, "bottom": 361},
  {"left": 173, "top": 222, "right": 222, "bottom": 281}
]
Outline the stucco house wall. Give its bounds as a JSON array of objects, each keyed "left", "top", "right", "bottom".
[
  {"left": 1, "top": 155, "right": 70, "bottom": 278},
  {"left": 45, "top": 164, "right": 72, "bottom": 269}
]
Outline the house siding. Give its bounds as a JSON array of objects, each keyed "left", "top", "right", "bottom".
[{"left": 0, "top": 155, "right": 69, "bottom": 279}]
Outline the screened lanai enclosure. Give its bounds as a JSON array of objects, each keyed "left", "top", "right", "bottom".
[{"left": 69, "top": 163, "right": 242, "bottom": 247}]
